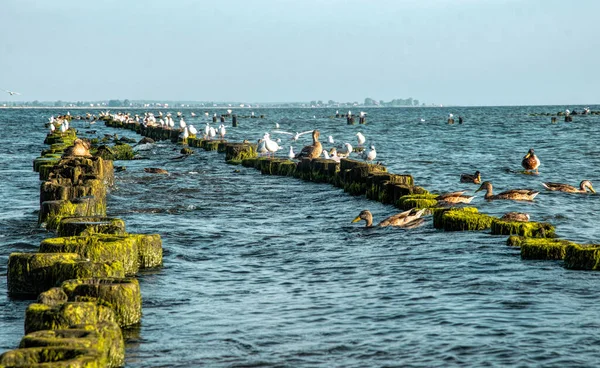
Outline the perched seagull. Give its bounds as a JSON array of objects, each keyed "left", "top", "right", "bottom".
[
  {"left": 179, "top": 118, "right": 186, "bottom": 129},
  {"left": 208, "top": 126, "right": 217, "bottom": 140},
  {"left": 288, "top": 146, "right": 295, "bottom": 160},
  {"left": 49, "top": 123, "right": 56, "bottom": 133},
  {"left": 273, "top": 130, "right": 313, "bottom": 141},
  {"left": 263, "top": 133, "right": 282, "bottom": 156},
  {"left": 356, "top": 132, "right": 366, "bottom": 146},
  {"left": 337, "top": 143, "right": 353, "bottom": 158},
  {"left": 188, "top": 124, "right": 197, "bottom": 136},
  {"left": 204, "top": 123, "right": 210, "bottom": 137},
  {"left": 449, "top": 113, "right": 454, "bottom": 119},
  {"left": 359, "top": 111, "right": 366, "bottom": 118},
  {"left": 328, "top": 135, "right": 334, "bottom": 144},
  {"left": 3, "top": 89, "right": 21, "bottom": 96},
  {"left": 218, "top": 124, "right": 226, "bottom": 139},
  {"left": 227, "top": 109, "right": 232, "bottom": 115},
  {"left": 275, "top": 122, "right": 280, "bottom": 129},
  {"left": 363, "top": 145, "right": 376, "bottom": 162},
  {"left": 322, "top": 150, "right": 331, "bottom": 159}
]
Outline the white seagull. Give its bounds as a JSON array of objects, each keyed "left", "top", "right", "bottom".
[
  {"left": 356, "top": 132, "right": 366, "bottom": 146},
  {"left": 3, "top": 89, "right": 21, "bottom": 96},
  {"left": 328, "top": 135, "right": 334, "bottom": 144},
  {"left": 363, "top": 145, "right": 376, "bottom": 162},
  {"left": 273, "top": 130, "right": 313, "bottom": 141},
  {"left": 188, "top": 124, "right": 197, "bottom": 136},
  {"left": 337, "top": 142, "right": 353, "bottom": 158},
  {"left": 288, "top": 146, "right": 295, "bottom": 160}
]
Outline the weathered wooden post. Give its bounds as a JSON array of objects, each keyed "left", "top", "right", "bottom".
[{"left": 232, "top": 114, "right": 238, "bottom": 127}]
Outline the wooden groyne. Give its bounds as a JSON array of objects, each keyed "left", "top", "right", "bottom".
[{"left": 1, "top": 123, "right": 163, "bottom": 367}]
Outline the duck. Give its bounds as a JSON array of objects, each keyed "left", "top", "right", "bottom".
[
  {"left": 500, "top": 212, "right": 530, "bottom": 222},
  {"left": 521, "top": 148, "right": 540, "bottom": 174},
  {"left": 63, "top": 139, "right": 91, "bottom": 158},
  {"left": 542, "top": 180, "right": 595, "bottom": 194},
  {"left": 436, "top": 191, "right": 475, "bottom": 204},
  {"left": 475, "top": 181, "right": 539, "bottom": 201},
  {"left": 460, "top": 171, "right": 481, "bottom": 184},
  {"left": 295, "top": 130, "right": 322, "bottom": 159},
  {"left": 352, "top": 208, "right": 426, "bottom": 228}
]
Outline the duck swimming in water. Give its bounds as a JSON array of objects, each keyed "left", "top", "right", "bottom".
[
  {"left": 475, "top": 181, "right": 539, "bottom": 201},
  {"left": 460, "top": 171, "right": 481, "bottom": 184},
  {"left": 352, "top": 208, "right": 426, "bottom": 228},
  {"left": 542, "top": 180, "right": 595, "bottom": 194},
  {"left": 436, "top": 191, "right": 475, "bottom": 204},
  {"left": 522, "top": 148, "right": 540, "bottom": 174}
]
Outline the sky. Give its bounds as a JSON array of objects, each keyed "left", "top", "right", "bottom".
[{"left": 1, "top": 0, "right": 598, "bottom": 106}]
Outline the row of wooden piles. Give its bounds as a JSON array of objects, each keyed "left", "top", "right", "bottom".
[
  {"left": 1, "top": 126, "right": 163, "bottom": 367},
  {"left": 105, "top": 117, "right": 600, "bottom": 271}
]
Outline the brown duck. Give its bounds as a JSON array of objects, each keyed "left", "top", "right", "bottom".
[
  {"left": 475, "top": 181, "right": 539, "bottom": 201},
  {"left": 501, "top": 212, "right": 530, "bottom": 222},
  {"left": 62, "top": 139, "right": 91, "bottom": 158},
  {"left": 522, "top": 148, "right": 540, "bottom": 174},
  {"left": 542, "top": 180, "right": 595, "bottom": 194},
  {"left": 352, "top": 208, "right": 426, "bottom": 228},
  {"left": 460, "top": 171, "right": 481, "bottom": 184},
  {"left": 295, "top": 130, "right": 322, "bottom": 159},
  {"left": 437, "top": 191, "right": 475, "bottom": 204}
]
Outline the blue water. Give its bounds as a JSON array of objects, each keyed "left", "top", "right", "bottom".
[{"left": 1, "top": 106, "right": 600, "bottom": 367}]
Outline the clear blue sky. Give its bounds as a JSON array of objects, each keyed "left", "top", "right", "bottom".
[{"left": 1, "top": 0, "right": 598, "bottom": 105}]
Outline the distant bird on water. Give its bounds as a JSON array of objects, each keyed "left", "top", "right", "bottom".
[{"left": 356, "top": 132, "right": 366, "bottom": 146}]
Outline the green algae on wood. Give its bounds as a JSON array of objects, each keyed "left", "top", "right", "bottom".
[
  {"left": 396, "top": 194, "right": 438, "bottom": 210},
  {"left": 7, "top": 253, "right": 80, "bottom": 297},
  {"left": 491, "top": 218, "right": 555, "bottom": 238},
  {"left": 24, "top": 302, "right": 117, "bottom": 335},
  {"left": 432, "top": 207, "right": 493, "bottom": 231},
  {"left": 0, "top": 346, "right": 105, "bottom": 368},
  {"left": 564, "top": 243, "right": 600, "bottom": 270},
  {"left": 37, "top": 287, "right": 68, "bottom": 307},
  {"left": 61, "top": 278, "right": 142, "bottom": 327},
  {"left": 40, "top": 235, "right": 139, "bottom": 276},
  {"left": 56, "top": 217, "right": 126, "bottom": 237},
  {"left": 225, "top": 143, "right": 257, "bottom": 163},
  {"left": 507, "top": 236, "right": 575, "bottom": 260},
  {"left": 19, "top": 321, "right": 124, "bottom": 368}
]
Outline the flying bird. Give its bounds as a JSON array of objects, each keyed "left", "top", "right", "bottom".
[{"left": 3, "top": 89, "right": 20, "bottom": 96}]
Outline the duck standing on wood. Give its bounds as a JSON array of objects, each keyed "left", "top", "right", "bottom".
[
  {"left": 295, "top": 130, "right": 321, "bottom": 159},
  {"left": 522, "top": 148, "right": 540, "bottom": 174}
]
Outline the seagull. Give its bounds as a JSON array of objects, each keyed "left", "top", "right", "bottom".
[
  {"left": 322, "top": 150, "right": 331, "bottom": 159},
  {"left": 328, "top": 135, "right": 334, "bottom": 144},
  {"left": 208, "top": 126, "right": 217, "bottom": 140},
  {"left": 263, "top": 133, "right": 281, "bottom": 156},
  {"left": 204, "top": 123, "right": 210, "bottom": 137},
  {"left": 179, "top": 118, "right": 186, "bottom": 129},
  {"left": 363, "top": 145, "right": 376, "bottom": 162},
  {"left": 273, "top": 130, "right": 313, "bottom": 141},
  {"left": 180, "top": 126, "right": 189, "bottom": 140},
  {"left": 257, "top": 138, "right": 268, "bottom": 155},
  {"left": 49, "top": 123, "right": 55, "bottom": 133},
  {"left": 288, "top": 146, "right": 295, "bottom": 159},
  {"left": 356, "top": 132, "right": 366, "bottom": 146},
  {"left": 420, "top": 118, "right": 426, "bottom": 122},
  {"left": 3, "top": 89, "right": 21, "bottom": 96},
  {"left": 218, "top": 124, "right": 226, "bottom": 139},
  {"left": 359, "top": 111, "right": 366, "bottom": 117},
  {"left": 275, "top": 122, "right": 280, "bottom": 129},
  {"left": 337, "top": 142, "right": 353, "bottom": 158},
  {"left": 449, "top": 113, "right": 454, "bottom": 118},
  {"left": 227, "top": 109, "right": 232, "bottom": 115},
  {"left": 188, "top": 124, "right": 197, "bottom": 136}
]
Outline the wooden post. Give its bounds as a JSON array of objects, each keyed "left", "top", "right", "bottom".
[{"left": 232, "top": 114, "right": 238, "bottom": 127}]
